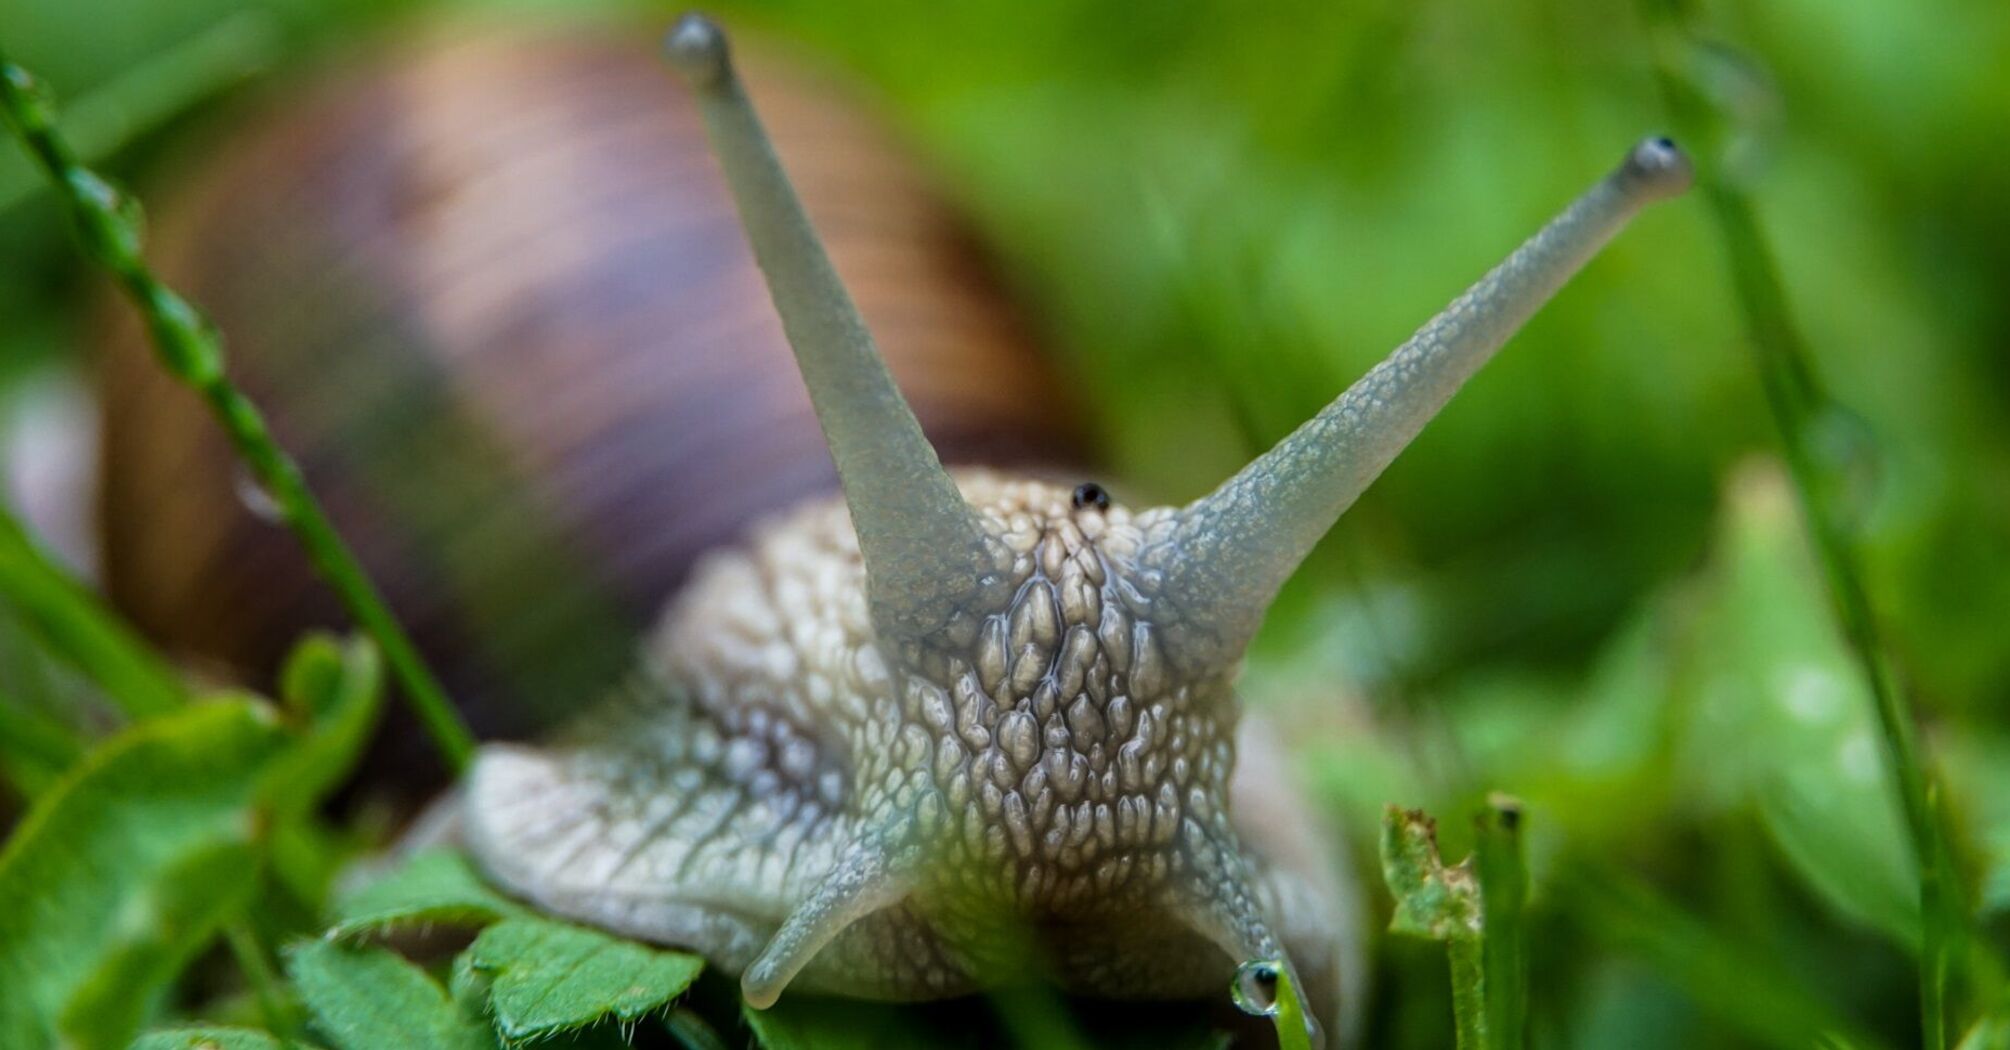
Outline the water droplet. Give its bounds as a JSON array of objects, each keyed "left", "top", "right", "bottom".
[
  {"left": 234, "top": 467, "right": 284, "bottom": 523},
  {"left": 3, "top": 64, "right": 58, "bottom": 127},
  {"left": 1681, "top": 40, "right": 1783, "bottom": 186},
  {"left": 64, "top": 168, "right": 146, "bottom": 261},
  {"left": 1230, "top": 959, "right": 1281, "bottom": 1017},
  {"left": 147, "top": 287, "right": 226, "bottom": 384},
  {"left": 1803, "top": 403, "right": 1882, "bottom": 534}
]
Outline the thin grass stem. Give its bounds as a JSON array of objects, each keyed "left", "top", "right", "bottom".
[
  {"left": 1637, "top": 4, "right": 1959, "bottom": 1043},
  {"left": 0, "top": 55, "right": 476, "bottom": 772},
  {"left": 1474, "top": 797, "right": 1528, "bottom": 1050},
  {"left": 0, "top": 11, "right": 277, "bottom": 218},
  {"left": 223, "top": 921, "right": 298, "bottom": 1038}
]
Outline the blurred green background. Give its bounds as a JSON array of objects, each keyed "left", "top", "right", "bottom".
[{"left": 1, "top": 0, "right": 2006, "bottom": 1046}]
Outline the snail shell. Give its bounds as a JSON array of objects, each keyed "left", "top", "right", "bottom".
[{"left": 93, "top": 22, "right": 1085, "bottom": 744}]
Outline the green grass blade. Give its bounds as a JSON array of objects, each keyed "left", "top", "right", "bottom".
[
  {"left": 1565, "top": 861, "right": 1890, "bottom": 1050},
  {"left": 0, "top": 688, "right": 85, "bottom": 795},
  {"left": 0, "top": 56, "right": 475, "bottom": 773},
  {"left": 0, "top": 503, "right": 185, "bottom": 718},
  {"left": 1639, "top": 4, "right": 1964, "bottom": 1044},
  {"left": 1474, "top": 797, "right": 1529, "bottom": 1050},
  {"left": 0, "top": 10, "right": 278, "bottom": 218}
]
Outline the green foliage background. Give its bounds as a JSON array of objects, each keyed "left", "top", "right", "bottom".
[{"left": 1, "top": 0, "right": 2007, "bottom": 1047}]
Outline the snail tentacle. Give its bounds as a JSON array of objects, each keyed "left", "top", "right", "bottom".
[
  {"left": 1150, "top": 138, "right": 1694, "bottom": 668},
  {"left": 665, "top": 14, "right": 997, "bottom": 645},
  {"left": 741, "top": 835, "right": 911, "bottom": 1009}
]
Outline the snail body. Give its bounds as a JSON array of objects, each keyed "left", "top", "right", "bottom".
[
  {"left": 464, "top": 16, "right": 1688, "bottom": 1040},
  {"left": 94, "top": 12, "right": 1694, "bottom": 1046}
]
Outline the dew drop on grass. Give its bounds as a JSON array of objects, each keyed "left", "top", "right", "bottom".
[
  {"left": 64, "top": 168, "right": 147, "bottom": 261},
  {"left": 1803, "top": 403, "right": 1882, "bottom": 534},
  {"left": 235, "top": 466, "right": 285, "bottom": 523},
  {"left": 2, "top": 64, "right": 57, "bottom": 126},
  {"left": 1231, "top": 959, "right": 1281, "bottom": 1017}
]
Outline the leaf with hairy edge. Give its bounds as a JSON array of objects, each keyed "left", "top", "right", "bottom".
[
  {"left": 329, "top": 849, "right": 525, "bottom": 938},
  {"left": 131, "top": 1027, "right": 324, "bottom": 1050},
  {"left": 0, "top": 701, "right": 287, "bottom": 1050},
  {"left": 286, "top": 939, "right": 495, "bottom": 1050},
  {"left": 461, "top": 916, "right": 705, "bottom": 1040}
]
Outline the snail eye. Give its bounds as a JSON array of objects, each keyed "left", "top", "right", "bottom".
[{"left": 1071, "top": 482, "right": 1111, "bottom": 511}]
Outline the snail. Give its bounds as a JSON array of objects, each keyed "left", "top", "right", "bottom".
[{"left": 87, "top": 11, "right": 1694, "bottom": 1047}]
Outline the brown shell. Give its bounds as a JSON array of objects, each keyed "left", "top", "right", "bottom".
[{"left": 94, "top": 22, "right": 1086, "bottom": 744}]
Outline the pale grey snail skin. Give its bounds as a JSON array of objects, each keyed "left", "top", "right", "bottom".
[{"left": 457, "top": 13, "right": 1694, "bottom": 1044}]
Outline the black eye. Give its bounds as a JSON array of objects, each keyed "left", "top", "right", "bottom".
[{"left": 1072, "top": 482, "right": 1110, "bottom": 511}]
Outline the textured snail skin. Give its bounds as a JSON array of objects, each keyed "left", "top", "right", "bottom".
[{"left": 463, "top": 470, "right": 1356, "bottom": 1012}]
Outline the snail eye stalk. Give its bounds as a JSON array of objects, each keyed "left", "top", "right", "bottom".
[
  {"left": 1154, "top": 138, "right": 1694, "bottom": 670},
  {"left": 665, "top": 14, "right": 994, "bottom": 642}
]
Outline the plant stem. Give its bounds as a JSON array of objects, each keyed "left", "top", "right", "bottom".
[
  {"left": 223, "top": 921, "right": 297, "bottom": 1038},
  {"left": 1380, "top": 805, "right": 1494, "bottom": 1048},
  {"left": 1448, "top": 936, "right": 1487, "bottom": 1050},
  {"left": 1638, "top": 5, "right": 1958, "bottom": 1043},
  {"left": 0, "top": 55, "right": 476, "bottom": 773},
  {"left": 1474, "top": 797, "right": 1528, "bottom": 1050},
  {"left": 0, "top": 11, "right": 277, "bottom": 218},
  {"left": 1270, "top": 960, "right": 1315, "bottom": 1050}
]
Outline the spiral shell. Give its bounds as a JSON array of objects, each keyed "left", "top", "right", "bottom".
[{"left": 94, "top": 22, "right": 1085, "bottom": 742}]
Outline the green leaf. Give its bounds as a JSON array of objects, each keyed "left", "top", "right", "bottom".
[
  {"left": 462, "top": 916, "right": 705, "bottom": 1040},
  {"left": 254, "top": 634, "right": 386, "bottom": 914},
  {"left": 1677, "top": 468, "right": 1918, "bottom": 947},
  {"left": 328, "top": 849, "right": 524, "bottom": 938},
  {"left": 59, "top": 840, "right": 263, "bottom": 1047},
  {"left": 0, "top": 700, "right": 288, "bottom": 1050},
  {"left": 1379, "top": 806, "right": 1480, "bottom": 942},
  {"left": 261, "top": 635, "right": 383, "bottom": 819},
  {"left": 130, "top": 1026, "right": 321, "bottom": 1050},
  {"left": 285, "top": 940, "right": 495, "bottom": 1050}
]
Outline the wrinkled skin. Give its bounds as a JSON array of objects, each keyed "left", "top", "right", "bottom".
[{"left": 461, "top": 471, "right": 1359, "bottom": 1037}]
